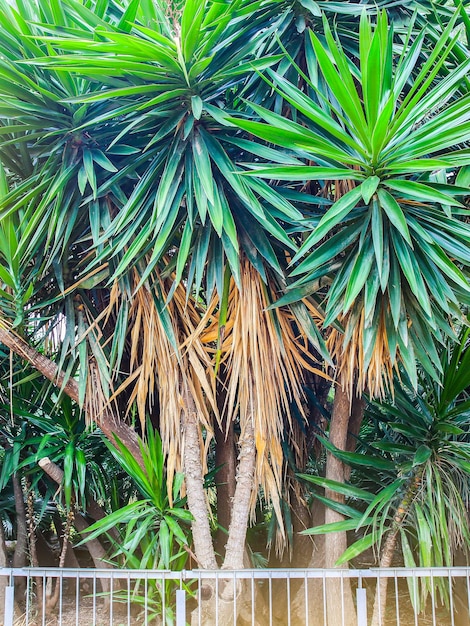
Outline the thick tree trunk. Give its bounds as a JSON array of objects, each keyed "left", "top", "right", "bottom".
[
  {"left": 12, "top": 473, "right": 27, "bottom": 604},
  {"left": 324, "top": 386, "right": 357, "bottom": 626},
  {"left": 12, "top": 474, "right": 27, "bottom": 569},
  {"left": 181, "top": 381, "right": 218, "bottom": 570},
  {"left": 222, "top": 416, "right": 256, "bottom": 571},
  {"left": 214, "top": 414, "right": 236, "bottom": 562},
  {"left": 0, "top": 325, "right": 144, "bottom": 468}
]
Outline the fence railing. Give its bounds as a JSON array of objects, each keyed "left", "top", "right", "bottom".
[{"left": 1, "top": 566, "right": 469, "bottom": 625}]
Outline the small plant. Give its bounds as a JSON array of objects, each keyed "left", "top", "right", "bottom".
[{"left": 82, "top": 426, "right": 193, "bottom": 623}]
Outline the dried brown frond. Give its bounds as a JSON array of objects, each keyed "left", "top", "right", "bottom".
[
  {"left": 119, "top": 267, "right": 217, "bottom": 497},
  {"left": 328, "top": 302, "right": 396, "bottom": 399},
  {"left": 200, "top": 259, "right": 326, "bottom": 528}
]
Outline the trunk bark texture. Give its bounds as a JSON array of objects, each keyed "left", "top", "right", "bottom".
[
  {"left": 0, "top": 325, "right": 144, "bottom": 468},
  {"left": 181, "top": 382, "right": 218, "bottom": 570},
  {"left": 12, "top": 473, "right": 27, "bottom": 604},
  {"left": 12, "top": 474, "right": 27, "bottom": 569},
  {"left": 214, "top": 414, "right": 236, "bottom": 561},
  {"left": 222, "top": 415, "right": 256, "bottom": 571},
  {"left": 324, "top": 386, "right": 357, "bottom": 626}
]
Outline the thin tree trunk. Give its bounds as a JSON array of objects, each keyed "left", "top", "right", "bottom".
[
  {"left": 25, "top": 480, "right": 44, "bottom": 614},
  {"left": 46, "top": 509, "right": 75, "bottom": 611},
  {"left": 324, "top": 385, "right": 357, "bottom": 626},
  {"left": 371, "top": 468, "right": 424, "bottom": 626},
  {"left": 0, "top": 325, "right": 144, "bottom": 469}
]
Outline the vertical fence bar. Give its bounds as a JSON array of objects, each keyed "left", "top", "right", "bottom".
[
  {"left": 26, "top": 571, "right": 30, "bottom": 626},
  {"left": 176, "top": 589, "right": 186, "bottom": 626},
  {"left": 4, "top": 582, "right": 14, "bottom": 626},
  {"left": 92, "top": 572, "right": 97, "bottom": 626},
  {"left": 110, "top": 571, "right": 114, "bottom": 626},
  {"left": 268, "top": 571, "right": 273, "bottom": 626},
  {"left": 75, "top": 570, "right": 80, "bottom": 626},
  {"left": 251, "top": 571, "right": 255, "bottom": 626},
  {"left": 394, "top": 573, "right": 400, "bottom": 626},
  {"left": 42, "top": 573, "right": 46, "bottom": 626},
  {"left": 233, "top": 572, "right": 237, "bottom": 626},
  {"left": 413, "top": 572, "right": 418, "bottom": 626},
  {"left": 467, "top": 571, "right": 470, "bottom": 621},
  {"left": 430, "top": 570, "right": 436, "bottom": 626},
  {"left": 341, "top": 572, "right": 345, "bottom": 626},
  {"left": 197, "top": 572, "right": 202, "bottom": 626},
  {"left": 287, "top": 572, "right": 291, "bottom": 626},
  {"left": 449, "top": 571, "right": 455, "bottom": 626},
  {"left": 215, "top": 573, "right": 219, "bottom": 626},
  {"left": 58, "top": 571, "right": 63, "bottom": 626},
  {"left": 356, "top": 578, "right": 367, "bottom": 626},
  {"left": 304, "top": 572, "right": 309, "bottom": 626},
  {"left": 144, "top": 574, "right": 148, "bottom": 625}
]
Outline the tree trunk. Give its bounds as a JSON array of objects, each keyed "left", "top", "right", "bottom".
[
  {"left": 181, "top": 380, "right": 218, "bottom": 571},
  {"left": 371, "top": 468, "right": 424, "bottom": 626},
  {"left": 324, "top": 385, "right": 357, "bottom": 626},
  {"left": 12, "top": 473, "right": 27, "bottom": 605},
  {"left": 12, "top": 474, "right": 27, "bottom": 569},
  {"left": 222, "top": 415, "right": 256, "bottom": 571},
  {"left": 26, "top": 480, "right": 44, "bottom": 614},
  {"left": 214, "top": 414, "right": 236, "bottom": 562},
  {"left": 0, "top": 325, "right": 144, "bottom": 469}
]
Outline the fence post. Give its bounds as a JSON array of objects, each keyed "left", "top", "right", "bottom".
[
  {"left": 176, "top": 589, "right": 186, "bottom": 626},
  {"left": 356, "top": 581, "right": 367, "bottom": 626},
  {"left": 4, "top": 581, "right": 14, "bottom": 626}
]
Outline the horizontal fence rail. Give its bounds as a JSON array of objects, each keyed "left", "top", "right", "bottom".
[{"left": 1, "top": 567, "right": 469, "bottom": 626}]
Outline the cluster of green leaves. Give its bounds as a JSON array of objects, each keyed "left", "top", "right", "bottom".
[
  {"left": 81, "top": 427, "right": 192, "bottom": 623},
  {"left": 301, "top": 326, "right": 470, "bottom": 607},
  {"left": 0, "top": 359, "right": 110, "bottom": 512},
  {"left": 0, "top": 0, "right": 470, "bottom": 588},
  {"left": 233, "top": 10, "right": 470, "bottom": 390},
  {"left": 82, "top": 427, "right": 192, "bottom": 570}
]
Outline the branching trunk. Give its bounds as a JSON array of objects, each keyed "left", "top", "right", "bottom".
[{"left": 0, "top": 325, "right": 144, "bottom": 468}]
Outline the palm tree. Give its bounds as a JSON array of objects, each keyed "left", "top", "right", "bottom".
[
  {"left": 0, "top": 4, "right": 328, "bottom": 613},
  {"left": 1, "top": 5, "right": 470, "bottom": 623}
]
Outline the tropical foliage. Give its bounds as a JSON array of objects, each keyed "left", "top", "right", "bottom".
[{"left": 0, "top": 0, "right": 469, "bottom": 622}]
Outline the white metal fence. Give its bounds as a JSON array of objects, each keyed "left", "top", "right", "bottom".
[{"left": 1, "top": 567, "right": 469, "bottom": 626}]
